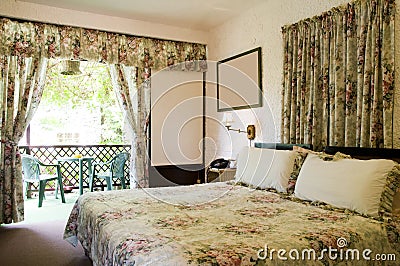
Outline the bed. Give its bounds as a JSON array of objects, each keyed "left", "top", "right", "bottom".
[{"left": 64, "top": 144, "right": 400, "bottom": 265}]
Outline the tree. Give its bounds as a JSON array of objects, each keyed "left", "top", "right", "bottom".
[{"left": 30, "top": 59, "right": 125, "bottom": 145}]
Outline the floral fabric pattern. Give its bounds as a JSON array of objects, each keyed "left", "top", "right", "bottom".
[
  {"left": 0, "top": 18, "right": 207, "bottom": 72},
  {"left": 281, "top": 0, "right": 395, "bottom": 150},
  {"left": 287, "top": 151, "right": 308, "bottom": 193},
  {"left": 0, "top": 55, "right": 48, "bottom": 224},
  {"left": 379, "top": 164, "right": 400, "bottom": 218},
  {"left": 109, "top": 65, "right": 150, "bottom": 188},
  {"left": 64, "top": 183, "right": 400, "bottom": 265}
]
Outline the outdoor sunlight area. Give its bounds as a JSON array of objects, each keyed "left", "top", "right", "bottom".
[
  {"left": 20, "top": 59, "right": 132, "bottom": 218},
  {"left": 20, "top": 59, "right": 128, "bottom": 146}
]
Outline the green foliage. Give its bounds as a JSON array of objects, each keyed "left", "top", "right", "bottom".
[
  {"left": 38, "top": 116, "right": 63, "bottom": 131},
  {"left": 39, "top": 59, "right": 124, "bottom": 144}
]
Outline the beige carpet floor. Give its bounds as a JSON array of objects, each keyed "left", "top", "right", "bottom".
[
  {"left": 0, "top": 220, "right": 92, "bottom": 266},
  {"left": 0, "top": 190, "right": 92, "bottom": 266}
]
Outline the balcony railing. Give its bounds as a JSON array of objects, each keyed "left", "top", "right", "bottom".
[{"left": 19, "top": 144, "right": 131, "bottom": 191}]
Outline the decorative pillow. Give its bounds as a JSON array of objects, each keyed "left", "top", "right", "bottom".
[
  {"left": 392, "top": 189, "right": 400, "bottom": 215},
  {"left": 379, "top": 164, "right": 400, "bottom": 217},
  {"left": 235, "top": 147, "right": 297, "bottom": 192},
  {"left": 287, "top": 152, "right": 308, "bottom": 194},
  {"left": 294, "top": 153, "right": 397, "bottom": 217},
  {"left": 293, "top": 146, "right": 352, "bottom": 160},
  {"left": 293, "top": 146, "right": 318, "bottom": 155}
]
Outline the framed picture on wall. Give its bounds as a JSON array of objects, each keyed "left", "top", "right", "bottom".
[{"left": 217, "top": 47, "right": 262, "bottom": 112}]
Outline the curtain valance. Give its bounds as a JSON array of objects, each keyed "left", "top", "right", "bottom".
[{"left": 0, "top": 18, "right": 207, "bottom": 71}]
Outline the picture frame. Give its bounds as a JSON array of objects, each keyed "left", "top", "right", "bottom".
[{"left": 217, "top": 47, "right": 262, "bottom": 112}]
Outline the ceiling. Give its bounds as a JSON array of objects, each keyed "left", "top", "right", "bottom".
[{"left": 19, "top": 0, "right": 266, "bottom": 31}]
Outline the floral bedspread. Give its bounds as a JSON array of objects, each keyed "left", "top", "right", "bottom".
[{"left": 64, "top": 182, "right": 399, "bottom": 265}]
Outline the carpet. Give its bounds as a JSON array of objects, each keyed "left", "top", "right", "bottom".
[
  {"left": 0, "top": 190, "right": 92, "bottom": 266},
  {"left": 0, "top": 219, "right": 92, "bottom": 266}
]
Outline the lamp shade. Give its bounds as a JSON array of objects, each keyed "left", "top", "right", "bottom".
[
  {"left": 61, "top": 60, "right": 82, "bottom": 75},
  {"left": 222, "top": 112, "right": 234, "bottom": 127}
]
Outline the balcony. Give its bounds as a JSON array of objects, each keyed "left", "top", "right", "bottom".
[{"left": 19, "top": 144, "right": 131, "bottom": 193}]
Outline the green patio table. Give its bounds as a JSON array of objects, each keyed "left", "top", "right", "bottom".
[{"left": 57, "top": 156, "right": 94, "bottom": 195}]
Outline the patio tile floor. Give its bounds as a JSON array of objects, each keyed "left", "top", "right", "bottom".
[{"left": 23, "top": 189, "right": 81, "bottom": 224}]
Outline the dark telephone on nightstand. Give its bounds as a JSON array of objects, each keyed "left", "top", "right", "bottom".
[{"left": 209, "top": 158, "right": 230, "bottom": 169}]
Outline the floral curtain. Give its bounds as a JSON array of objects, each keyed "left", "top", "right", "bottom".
[
  {"left": 0, "top": 55, "right": 48, "bottom": 223},
  {"left": 109, "top": 65, "right": 151, "bottom": 188},
  {"left": 0, "top": 18, "right": 207, "bottom": 71},
  {"left": 281, "top": 0, "right": 395, "bottom": 150}
]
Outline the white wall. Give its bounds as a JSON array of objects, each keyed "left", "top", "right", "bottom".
[
  {"left": 151, "top": 70, "right": 203, "bottom": 166},
  {"left": 206, "top": 0, "right": 400, "bottom": 163},
  {"left": 1, "top": 0, "right": 208, "bottom": 43}
]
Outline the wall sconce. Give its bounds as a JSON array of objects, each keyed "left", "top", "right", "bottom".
[{"left": 222, "top": 112, "right": 256, "bottom": 140}]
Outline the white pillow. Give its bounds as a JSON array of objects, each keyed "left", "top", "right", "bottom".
[
  {"left": 235, "top": 146, "right": 297, "bottom": 192},
  {"left": 294, "top": 154, "right": 396, "bottom": 217}
]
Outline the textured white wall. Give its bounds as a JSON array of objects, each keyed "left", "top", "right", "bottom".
[
  {"left": 206, "top": 0, "right": 400, "bottom": 163},
  {"left": 0, "top": 0, "right": 208, "bottom": 43},
  {"left": 151, "top": 71, "right": 203, "bottom": 166}
]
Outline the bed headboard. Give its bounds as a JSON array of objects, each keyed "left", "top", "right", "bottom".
[
  {"left": 324, "top": 146, "right": 400, "bottom": 163},
  {"left": 254, "top": 143, "right": 312, "bottom": 150},
  {"left": 253, "top": 144, "right": 400, "bottom": 163}
]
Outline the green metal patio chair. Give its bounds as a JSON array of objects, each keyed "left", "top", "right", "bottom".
[
  {"left": 21, "top": 154, "right": 66, "bottom": 207},
  {"left": 89, "top": 152, "right": 129, "bottom": 191}
]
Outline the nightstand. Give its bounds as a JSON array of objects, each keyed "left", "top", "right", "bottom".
[{"left": 206, "top": 168, "right": 236, "bottom": 182}]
